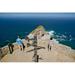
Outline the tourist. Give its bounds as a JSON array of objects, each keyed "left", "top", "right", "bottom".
[
  {"left": 16, "top": 36, "right": 25, "bottom": 51},
  {"left": 48, "top": 37, "right": 53, "bottom": 51},
  {"left": 0, "top": 48, "right": 2, "bottom": 58},
  {"left": 8, "top": 42, "right": 14, "bottom": 54}
]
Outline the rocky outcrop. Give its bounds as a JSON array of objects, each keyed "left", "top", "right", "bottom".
[{"left": 1, "top": 25, "right": 75, "bottom": 62}]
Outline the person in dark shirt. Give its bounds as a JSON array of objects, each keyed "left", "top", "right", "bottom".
[
  {"left": 8, "top": 42, "right": 14, "bottom": 54},
  {"left": 0, "top": 48, "right": 2, "bottom": 58}
]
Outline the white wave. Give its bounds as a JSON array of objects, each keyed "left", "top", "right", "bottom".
[
  {"left": 53, "top": 39, "right": 59, "bottom": 44},
  {"left": 69, "top": 38, "right": 72, "bottom": 41},
  {"left": 55, "top": 33, "right": 67, "bottom": 42},
  {"left": 55, "top": 33, "right": 74, "bottom": 42},
  {"left": 48, "top": 30, "right": 55, "bottom": 37}
]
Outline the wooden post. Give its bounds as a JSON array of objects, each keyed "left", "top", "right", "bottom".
[{"left": 34, "top": 54, "right": 39, "bottom": 62}]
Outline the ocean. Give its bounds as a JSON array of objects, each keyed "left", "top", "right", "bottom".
[{"left": 0, "top": 13, "right": 75, "bottom": 49}]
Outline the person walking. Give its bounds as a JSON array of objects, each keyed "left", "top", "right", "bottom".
[
  {"left": 48, "top": 37, "right": 53, "bottom": 51},
  {"left": 16, "top": 36, "right": 25, "bottom": 51}
]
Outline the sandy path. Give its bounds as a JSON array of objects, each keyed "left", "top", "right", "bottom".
[{"left": 1, "top": 35, "right": 75, "bottom": 62}]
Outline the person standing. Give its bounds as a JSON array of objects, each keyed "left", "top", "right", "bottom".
[
  {"left": 8, "top": 42, "right": 14, "bottom": 54},
  {"left": 16, "top": 36, "right": 24, "bottom": 51},
  {"left": 0, "top": 48, "right": 3, "bottom": 59},
  {"left": 48, "top": 37, "right": 53, "bottom": 51}
]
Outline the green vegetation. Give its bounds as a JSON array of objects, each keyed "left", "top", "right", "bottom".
[{"left": 31, "top": 25, "right": 45, "bottom": 34}]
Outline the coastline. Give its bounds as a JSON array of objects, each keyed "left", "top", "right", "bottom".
[{"left": 0, "top": 25, "right": 75, "bottom": 62}]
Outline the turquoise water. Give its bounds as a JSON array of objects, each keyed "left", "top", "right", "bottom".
[{"left": 0, "top": 13, "right": 75, "bottom": 49}]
